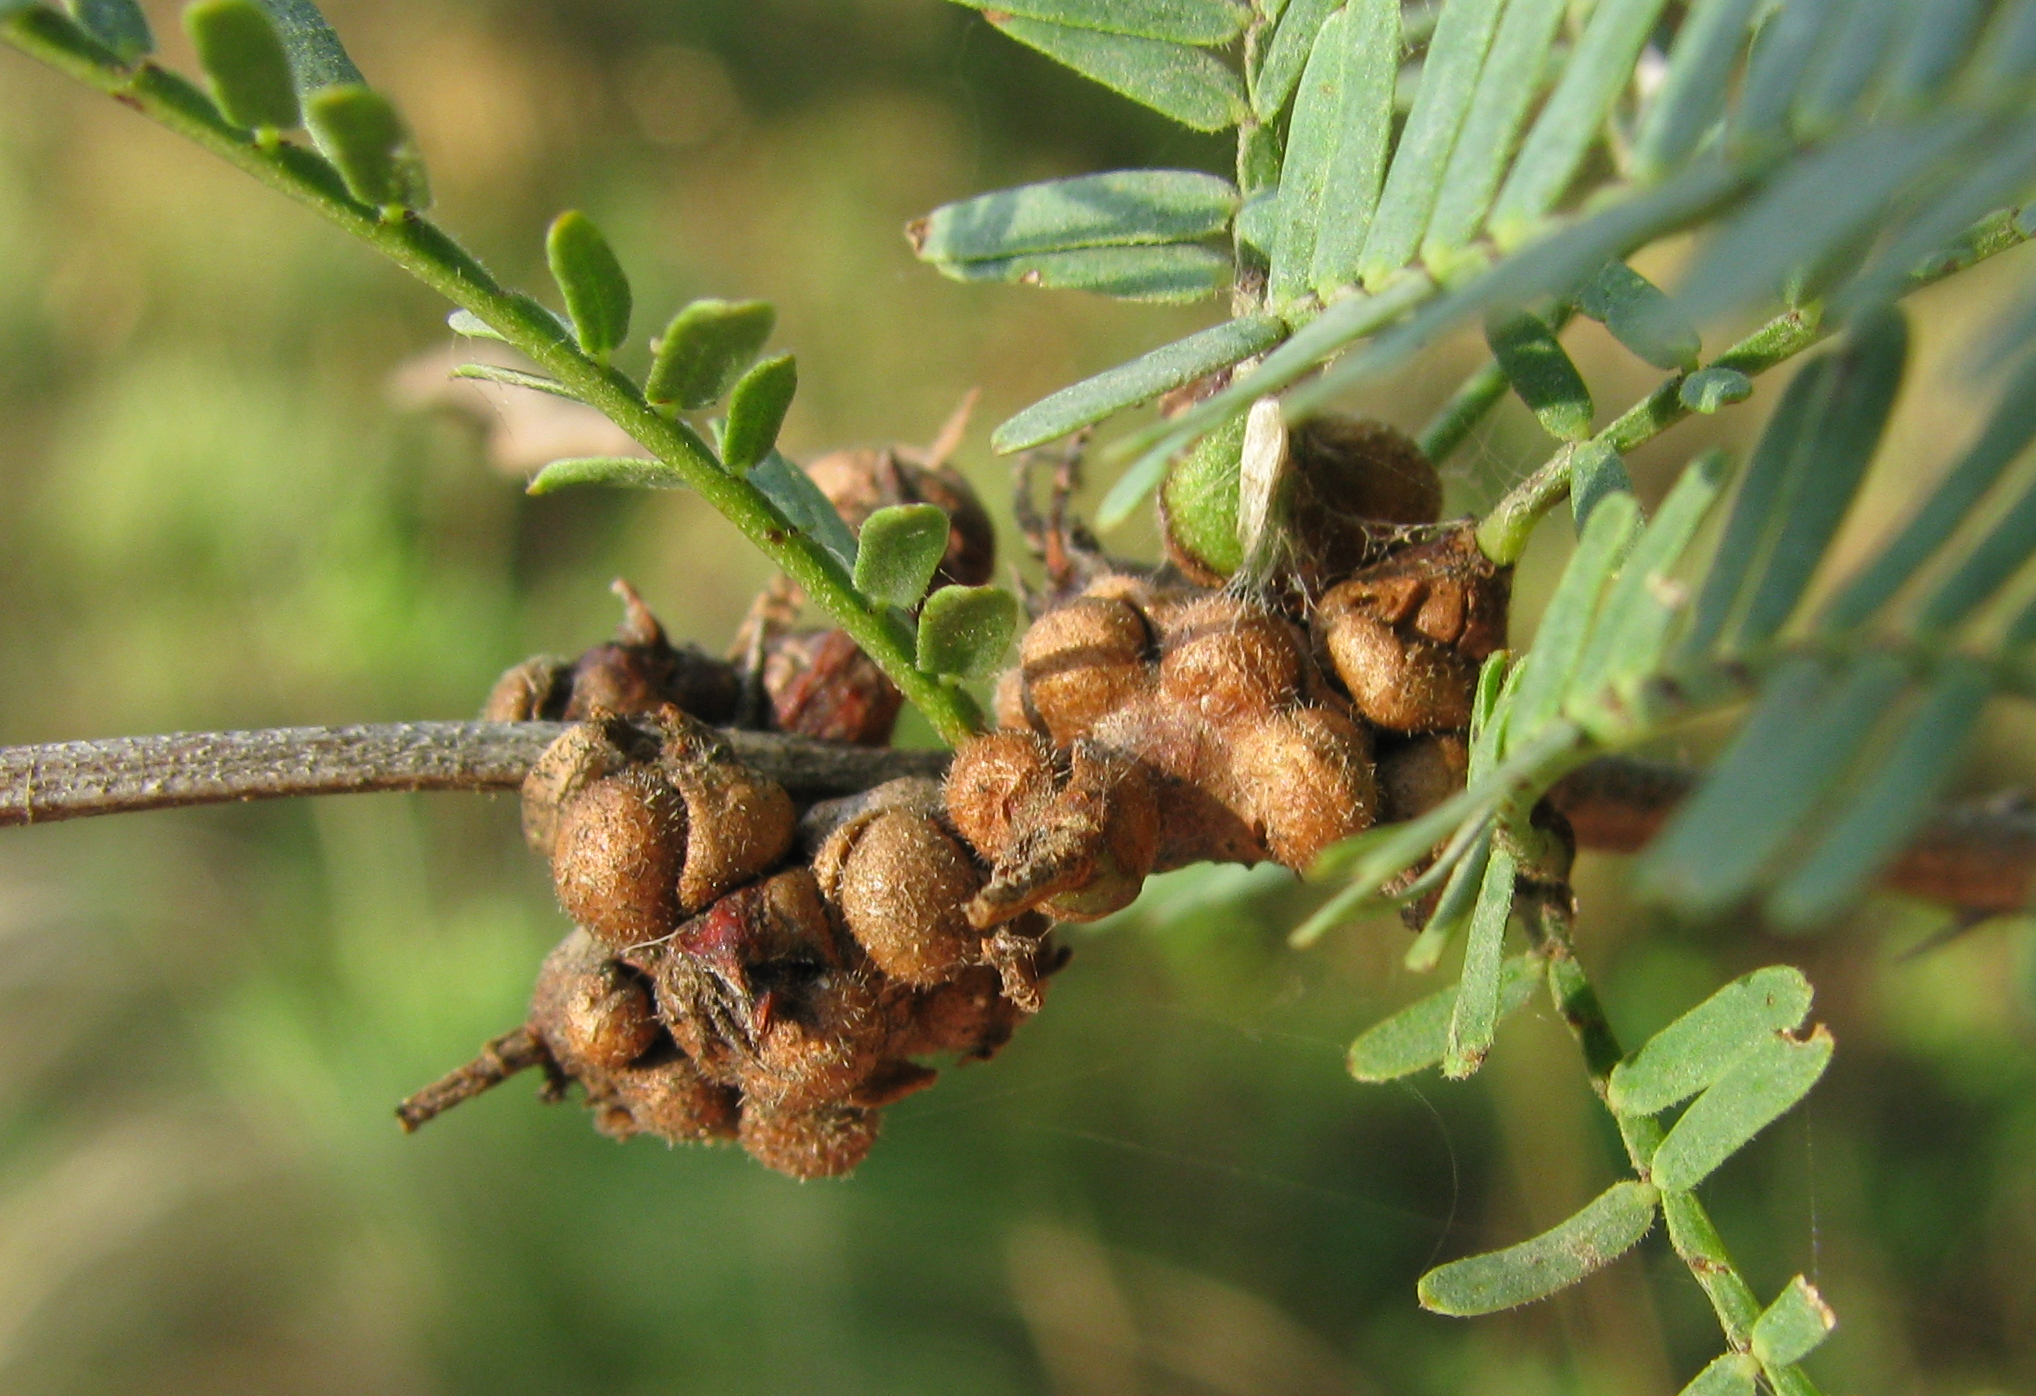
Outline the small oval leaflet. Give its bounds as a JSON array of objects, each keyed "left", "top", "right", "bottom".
[
  {"left": 854, "top": 504, "right": 951, "bottom": 609},
  {"left": 546, "top": 211, "right": 631, "bottom": 361},
  {"left": 305, "top": 84, "right": 430, "bottom": 211},
  {"left": 451, "top": 362, "right": 581, "bottom": 401},
  {"left": 1680, "top": 365, "right": 1753, "bottom": 414},
  {"left": 1648, "top": 1026, "right": 1834, "bottom": 1193},
  {"left": 527, "top": 457, "right": 683, "bottom": 495},
  {"left": 721, "top": 353, "right": 798, "bottom": 471},
  {"left": 1676, "top": 1353, "right": 1760, "bottom": 1396},
  {"left": 941, "top": 0, "right": 1248, "bottom": 46},
  {"left": 1347, "top": 953, "right": 1544, "bottom": 1082},
  {"left": 1575, "top": 260, "right": 1701, "bottom": 371},
  {"left": 1607, "top": 966, "right": 1813, "bottom": 1117},
  {"left": 917, "top": 585, "right": 1020, "bottom": 679},
  {"left": 928, "top": 244, "right": 1232, "bottom": 304},
  {"left": 254, "top": 0, "right": 361, "bottom": 90},
  {"left": 1486, "top": 308, "right": 1594, "bottom": 441},
  {"left": 646, "top": 299, "right": 777, "bottom": 410},
  {"left": 988, "top": 15, "right": 1248, "bottom": 131},
  {"left": 1418, "top": 1180, "right": 1660, "bottom": 1316},
  {"left": 1750, "top": 1274, "right": 1836, "bottom": 1367},
  {"left": 747, "top": 450, "right": 860, "bottom": 571},
  {"left": 911, "top": 169, "right": 1239, "bottom": 264},
  {"left": 991, "top": 314, "right": 1285, "bottom": 454},
  {"left": 185, "top": 0, "right": 299, "bottom": 133},
  {"left": 66, "top": 0, "right": 151, "bottom": 62},
  {"left": 1442, "top": 844, "right": 1521, "bottom": 1079}
]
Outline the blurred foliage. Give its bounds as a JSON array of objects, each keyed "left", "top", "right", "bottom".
[{"left": 4, "top": 1, "right": 2036, "bottom": 1392}]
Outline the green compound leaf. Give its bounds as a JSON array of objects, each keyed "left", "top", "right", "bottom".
[
  {"left": 1443, "top": 844, "right": 1519, "bottom": 1079},
  {"left": 748, "top": 450, "right": 860, "bottom": 571},
  {"left": 1486, "top": 309, "right": 1594, "bottom": 441},
  {"left": 1575, "top": 260, "right": 1700, "bottom": 371},
  {"left": 1250, "top": 0, "right": 1338, "bottom": 120},
  {"left": 65, "top": 0, "right": 150, "bottom": 61},
  {"left": 1348, "top": 953, "right": 1543, "bottom": 1083},
  {"left": 930, "top": 244, "right": 1231, "bottom": 302},
  {"left": 1649, "top": 1026, "right": 1834, "bottom": 1193},
  {"left": 527, "top": 457, "right": 681, "bottom": 495},
  {"left": 988, "top": 15, "right": 1247, "bottom": 131},
  {"left": 1419, "top": 1181, "right": 1660, "bottom": 1316},
  {"left": 911, "top": 170, "right": 1240, "bottom": 263},
  {"left": 304, "top": 84, "right": 430, "bottom": 211},
  {"left": 1751, "top": 1275, "right": 1837, "bottom": 1368},
  {"left": 917, "top": 585, "right": 1021, "bottom": 679},
  {"left": 942, "top": 0, "right": 1246, "bottom": 47},
  {"left": 1607, "top": 967, "right": 1814, "bottom": 1117},
  {"left": 253, "top": 0, "right": 361, "bottom": 90},
  {"left": 646, "top": 299, "right": 777, "bottom": 410},
  {"left": 545, "top": 210, "right": 632, "bottom": 360},
  {"left": 721, "top": 353, "right": 798, "bottom": 471},
  {"left": 992, "top": 315, "right": 1285, "bottom": 454},
  {"left": 1677, "top": 1353, "right": 1760, "bottom": 1396},
  {"left": 185, "top": 0, "right": 299, "bottom": 132},
  {"left": 854, "top": 504, "right": 951, "bottom": 609},
  {"left": 1680, "top": 366, "right": 1753, "bottom": 414}
]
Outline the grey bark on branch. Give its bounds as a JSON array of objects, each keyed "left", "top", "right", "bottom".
[
  {"left": 0, "top": 721, "right": 949, "bottom": 826},
  {"left": 2, "top": 726, "right": 2029, "bottom": 917}
]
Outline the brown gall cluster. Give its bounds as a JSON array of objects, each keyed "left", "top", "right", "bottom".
[
  {"left": 408, "top": 413, "right": 1508, "bottom": 1179},
  {"left": 492, "top": 708, "right": 1062, "bottom": 1179}
]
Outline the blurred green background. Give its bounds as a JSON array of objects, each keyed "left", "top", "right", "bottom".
[{"left": 4, "top": 2, "right": 2036, "bottom": 1392}]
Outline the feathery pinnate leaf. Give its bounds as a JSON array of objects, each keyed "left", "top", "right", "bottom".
[
  {"left": 185, "top": 0, "right": 300, "bottom": 132},
  {"left": 1419, "top": 1181, "right": 1660, "bottom": 1315},
  {"left": 647, "top": 299, "right": 776, "bottom": 410},
  {"left": 721, "top": 354, "right": 798, "bottom": 471},
  {"left": 545, "top": 211, "right": 631, "bottom": 360}
]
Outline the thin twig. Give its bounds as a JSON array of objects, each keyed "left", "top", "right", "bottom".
[
  {"left": 5, "top": 727, "right": 2030, "bottom": 917},
  {"left": 0, "top": 722, "right": 949, "bottom": 826},
  {"left": 395, "top": 1025, "right": 556, "bottom": 1131}
]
